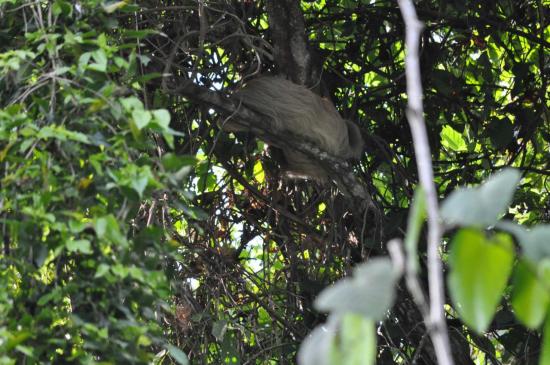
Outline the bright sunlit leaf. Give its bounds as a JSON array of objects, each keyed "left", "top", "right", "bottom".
[{"left": 448, "top": 229, "right": 514, "bottom": 333}]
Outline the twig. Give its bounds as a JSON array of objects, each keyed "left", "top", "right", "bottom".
[
  {"left": 146, "top": 200, "right": 156, "bottom": 227},
  {"left": 397, "top": 1, "right": 454, "bottom": 364},
  {"left": 387, "top": 239, "right": 428, "bottom": 317}
]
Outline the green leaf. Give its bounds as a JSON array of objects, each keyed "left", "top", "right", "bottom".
[
  {"left": 137, "top": 335, "right": 151, "bottom": 346},
  {"left": 94, "top": 215, "right": 127, "bottom": 247},
  {"left": 52, "top": 0, "right": 72, "bottom": 17},
  {"left": 150, "top": 109, "right": 182, "bottom": 149},
  {"left": 132, "top": 110, "right": 151, "bottom": 130},
  {"left": 152, "top": 109, "right": 170, "bottom": 127},
  {"left": 66, "top": 239, "right": 92, "bottom": 254},
  {"left": 15, "top": 345, "right": 34, "bottom": 357},
  {"left": 253, "top": 160, "right": 265, "bottom": 183},
  {"left": 78, "top": 52, "right": 92, "bottom": 72},
  {"left": 511, "top": 259, "right": 550, "bottom": 329},
  {"left": 212, "top": 320, "right": 228, "bottom": 342},
  {"left": 120, "top": 96, "right": 143, "bottom": 111},
  {"left": 298, "top": 316, "right": 338, "bottom": 365},
  {"left": 5, "top": 331, "right": 31, "bottom": 351},
  {"left": 161, "top": 153, "right": 197, "bottom": 171},
  {"left": 130, "top": 169, "right": 151, "bottom": 198},
  {"left": 103, "top": 1, "right": 128, "bottom": 13},
  {"left": 517, "top": 225, "right": 550, "bottom": 263},
  {"left": 37, "top": 125, "right": 91, "bottom": 144},
  {"left": 132, "top": 109, "right": 152, "bottom": 130},
  {"left": 405, "top": 187, "right": 426, "bottom": 273},
  {"left": 298, "top": 314, "right": 375, "bottom": 365},
  {"left": 541, "top": 314, "right": 550, "bottom": 365},
  {"left": 37, "top": 287, "right": 62, "bottom": 306},
  {"left": 95, "top": 263, "right": 111, "bottom": 278},
  {"left": 89, "top": 49, "right": 108, "bottom": 72},
  {"left": 332, "top": 314, "right": 376, "bottom": 365},
  {"left": 110, "top": 164, "right": 156, "bottom": 198},
  {"left": 498, "top": 222, "right": 550, "bottom": 263},
  {"left": 122, "top": 29, "right": 159, "bottom": 39},
  {"left": 441, "top": 125, "right": 467, "bottom": 152},
  {"left": 111, "top": 264, "right": 129, "bottom": 278},
  {"left": 315, "top": 258, "right": 399, "bottom": 320},
  {"left": 448, "top": 229, "right": 514, "bottom": 333},
  {"left": 127, "top": 266, "right": 145, "bottom": 281},
  {"left": 441, "top": 168, "right": 521, "bottom": 227},
  {"left": 166, "top": 344, "right": 189, "bottom": 365},
  {"left": 540, "top": 260, "right": 550, "bottom": 289},
  {"left": 495, "top": 220, "right": 527, "bottom": 240}
]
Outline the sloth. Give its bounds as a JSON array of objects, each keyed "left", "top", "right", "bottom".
[{"left": 222, "top": 77, "right": 364, "bottom": 181}]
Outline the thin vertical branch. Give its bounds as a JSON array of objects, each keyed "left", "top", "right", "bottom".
[{"left": 397, "top": 1, "right": 454, "bottom": 364}]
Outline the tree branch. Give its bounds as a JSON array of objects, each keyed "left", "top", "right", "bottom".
[
  {"left": 265, "top": 0, "right": 313, "bottom": 84},
  {"left": 397, "top": 1, "right": 454, "bottom": 364}
]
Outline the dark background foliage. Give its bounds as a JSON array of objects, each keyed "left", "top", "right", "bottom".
[{"left": 0, "top": 0, "right": 548, "bottom": 364}]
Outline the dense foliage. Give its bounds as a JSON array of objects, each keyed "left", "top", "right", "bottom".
[{"left": 0, "top": 0, "right": 548, "bottom": 364}]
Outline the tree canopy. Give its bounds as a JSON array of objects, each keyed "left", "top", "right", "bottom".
[{"left": 0, "top": 0, "right": 549, "bottom": 364}]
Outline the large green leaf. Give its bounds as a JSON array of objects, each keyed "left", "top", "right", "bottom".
[
  {"left": 405, "top": 187, "right": 426, "bottom": 274},
  {"left": 315, "top": 258, "right": 399, "bottom": 320},
  {"left": 298, "top": 317, "right": 338, "bottom": 365},
  {"left": 497, "top": 222, "right": 550, "bottom": 263},
  {"left": 440, "top": 125, "right": 467, "bottom": 152},
  {"left": 448, "top": 229, "right": 514, "bottom": 333},
  {"left": 166, "top": 345, "right": 189, "bottom": 365},
  {"left": 441, "top": 168, "right": 521, "bottom": 227},
  {"left": 517, "top": 226, "right": 550, "bottom": 263},
  {"left": 298, "top": 314, "right": 376, "bottom": 365},
  {"left": 511, "top": 259, "right": 550, "bottom": 329},
  {"left": 332, "top": 314, "right": 376, "bottom": 365}
]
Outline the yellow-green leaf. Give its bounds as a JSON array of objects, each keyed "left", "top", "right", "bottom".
[{"left": 448, "top": 229, "right": 514, "bottom": 333}]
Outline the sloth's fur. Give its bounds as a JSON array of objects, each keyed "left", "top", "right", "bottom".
[{"left": 223, "top": 77, "right": 364, "bottom": 180}]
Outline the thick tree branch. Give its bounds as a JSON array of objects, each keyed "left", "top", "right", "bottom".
[
  {"left": 397, "top": 1, "right": 454, "bottom": 365},
  {"left": 265, "top": 0, "right": 314, "bottom": 85}
]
